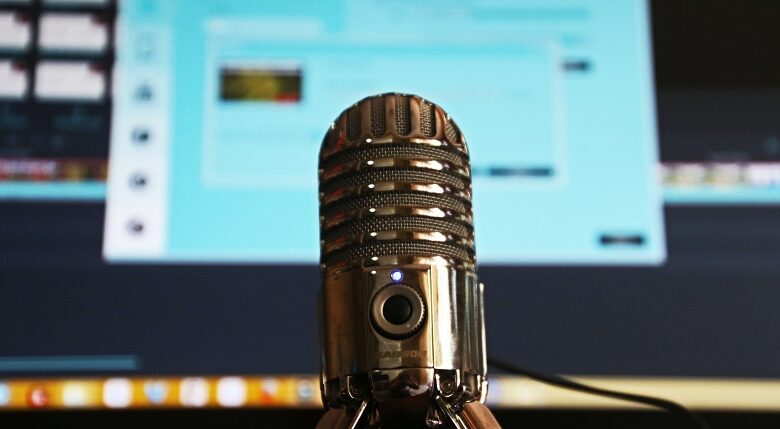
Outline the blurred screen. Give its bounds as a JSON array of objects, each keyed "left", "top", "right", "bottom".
[
  {"left": 102, "top": 0, "right": 664, "bottom": 265},
  {"left": 1, "top": 0, "right": 780, "bottom": 413},
  {"left": 0, "top": 0, "right": 113, "bottom": 199}
]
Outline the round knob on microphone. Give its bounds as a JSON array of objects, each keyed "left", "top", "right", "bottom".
[
  {"left": 370, "top": 285, "right": 426, "bottom": 339},
  {"left": 382, "top": 295, "right": 413, "bottom": 325}
]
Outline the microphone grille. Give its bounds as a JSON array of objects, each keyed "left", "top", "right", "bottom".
[{"left": 319, "top": 93, "right": 474, "bottom": 269}]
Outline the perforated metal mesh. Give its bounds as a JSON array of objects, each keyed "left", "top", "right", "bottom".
[
  {"left": 322, "top": 191, "right": 469, "bottom": 219},
  {"left": 370, "top": 97, "right": 386, "bottom": 136},
  {"left": 320, "top": 167, "right": 467, "bottom": 196},
  {"left": 419, "top": 101, "right": 435, "bottom": 137},
  {"left": 347, "top": 106, "right": 361, "bottom": 140},
  {"left": 394, "top": 95, "right": 411, "bottom": 136},
  {"left": 445, "top": 121, "right": 459, "bottom": 145},
  {"left": 322, "top": 216, "right": 473, "bottom": 244},
  {"left": 324, "top": 240, "right": 473, "bottom": 266}
]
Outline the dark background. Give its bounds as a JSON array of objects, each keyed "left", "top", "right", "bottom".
[
  {"left": 2, "top": 204, "right": 780, "bottom": 378},
  {"left": 653, "top": 0, "right": 780, "bottom": 162},
  {"left": 652, "top": 0, "right": 780, "bottom": 89}
]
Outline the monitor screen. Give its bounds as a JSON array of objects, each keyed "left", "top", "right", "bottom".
[
  {"left": 1, "top": 0, "right": 779, "bottom": 412},
  {"left": 102, "top": 0, "right": 663, "bottom": 265}
]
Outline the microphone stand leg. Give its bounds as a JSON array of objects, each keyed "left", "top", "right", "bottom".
[
  {"left": 458, "top": 402, "right": 502, "bottom": 429},
  {"left": 316, "top": 400, "right": 372, "bottom": 429},
  {"left": 436, "top": 397, "right": 501, "bottom": 429}
]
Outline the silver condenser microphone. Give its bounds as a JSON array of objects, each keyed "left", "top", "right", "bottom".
[{"left": 316, "top": 93, "right": 500, "bottom": 429}]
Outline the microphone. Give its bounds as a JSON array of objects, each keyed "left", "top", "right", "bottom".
[{"left": 317, "top": 93, "right": 500, "bottom": 429}]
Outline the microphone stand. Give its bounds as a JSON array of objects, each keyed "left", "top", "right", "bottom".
[{"left": 316, "top": 397, "right": 500, "bottom": 429}]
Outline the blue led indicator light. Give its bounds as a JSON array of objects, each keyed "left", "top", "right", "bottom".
[{"left": 389, "top": 270, "right": 403, "bottom": 283}]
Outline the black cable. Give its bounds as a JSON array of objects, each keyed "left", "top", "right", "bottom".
[{"left": 487, "top": 356, "right": 711, "bottom": 429}]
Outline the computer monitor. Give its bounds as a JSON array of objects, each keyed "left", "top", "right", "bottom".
[{"left": 0, "top": 0, "right": 779, "bottom": 412}]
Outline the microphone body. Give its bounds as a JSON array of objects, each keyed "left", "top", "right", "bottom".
[{"left": 317, "top": 94, "right": 498, "bottom": 428}]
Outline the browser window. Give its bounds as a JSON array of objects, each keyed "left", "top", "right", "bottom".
[{"left": 103, "top": 0, "right": 664, "bottom": 265}]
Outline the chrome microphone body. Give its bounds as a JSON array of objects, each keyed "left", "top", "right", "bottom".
[{"left": 317, "top": 93, "right": 498, "bottom": 429}]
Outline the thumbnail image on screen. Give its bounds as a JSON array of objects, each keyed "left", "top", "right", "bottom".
[
  {"left": 219, "top": 63, "right": 303, "bottom": 103},
  {"left": 659, "top": 90, "right": 780, "bottom": 205},
  {"left": 0, "top": 0, "right": 115, "bottom": 200}
]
